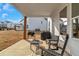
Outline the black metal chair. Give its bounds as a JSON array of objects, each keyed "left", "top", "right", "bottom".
[
  {"left": 48, "top": 35, "right": 59, "bottom": 50},
  {"left": 40, "top": 34, "right": 69, "bottom": 56},
  {"left": 41, "top": 32, "right": 59, "bottom": 50}
]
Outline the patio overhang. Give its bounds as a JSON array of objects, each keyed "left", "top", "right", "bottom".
[{"left": 12, "top": 3, "right": 66, "bottom": 17}]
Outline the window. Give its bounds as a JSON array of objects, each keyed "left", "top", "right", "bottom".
[
  {"left": 72, "top": 18, "right": 79, "bottom": 38},
  {"left": 60, "top": 18, "right": 67, "bottom": 35}
]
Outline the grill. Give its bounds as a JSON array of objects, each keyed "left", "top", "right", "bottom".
[{"left": 41, "top": 31, "right": 51, "bottom": 40}]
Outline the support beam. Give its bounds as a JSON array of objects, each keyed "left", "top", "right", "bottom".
[{"left": 24, "top": 16, "right": 27, "bottom": 39}]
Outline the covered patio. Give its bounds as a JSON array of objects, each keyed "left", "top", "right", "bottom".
[{"left": 0, "top": 3, "right": 76, "bottom": 56}]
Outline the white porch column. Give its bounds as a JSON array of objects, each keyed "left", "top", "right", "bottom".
[
  {"left": 67, "top": 3, "right": 72, "bottom": 38},
  {"left": 67, "top": 3, "right": 72, "bottom": 55}
]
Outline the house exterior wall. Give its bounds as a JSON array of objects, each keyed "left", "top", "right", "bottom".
[
  {"left": 27, "top": 17, "right": 49, "bottom": 31},
  {"left": 15, "top": 24, "right": 24, "bottom": 31},
  {"left": 51, "top": 3, "right": 72, "bottom": 55},
  {"left": 51, "top": 3, "right": 79, "bottom": 56},
  {"left": 7, "top": 23, "right": 15, "bottom": 29},
  {"left": 69, "top": 3, "right": 79, "bottom": 56}
]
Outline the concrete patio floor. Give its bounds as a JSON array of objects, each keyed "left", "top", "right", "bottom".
[
  {"left": 0, "top": 40, "right": 36, "bottom": 56},
  {"left": 0, "top": 39, "right": 70, "bottom": 56}
]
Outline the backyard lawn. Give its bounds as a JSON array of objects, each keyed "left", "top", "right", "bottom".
[{"left": 0, "top": 30, "right": 24, "bottom": 51}]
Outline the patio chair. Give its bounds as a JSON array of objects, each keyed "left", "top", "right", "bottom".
[
  {"left": 40, "top": 34, "right": 69, "bottom": 56},
  {"left": 41, "top": 31, "right": 59, "bottom": 50},
  {"left": 47, "top": 35, "right": 59, "bottom": 50},
  {"left": 28, "top": 31, "right": 35, "bottom": 36},
  {"left": 30, "top": 40, "right": 43, "bottom": 54},
  {"left": 30, "top": 40, "right": 40, "bottom": 50}
]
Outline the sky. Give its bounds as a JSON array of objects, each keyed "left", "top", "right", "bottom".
[{"left": 0, "top": 3, "right": 23, "bottom": 23}]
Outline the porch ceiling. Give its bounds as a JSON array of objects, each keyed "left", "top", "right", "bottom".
[{"left": 12, "top": 3, "right": 66, "bottom": 17}]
